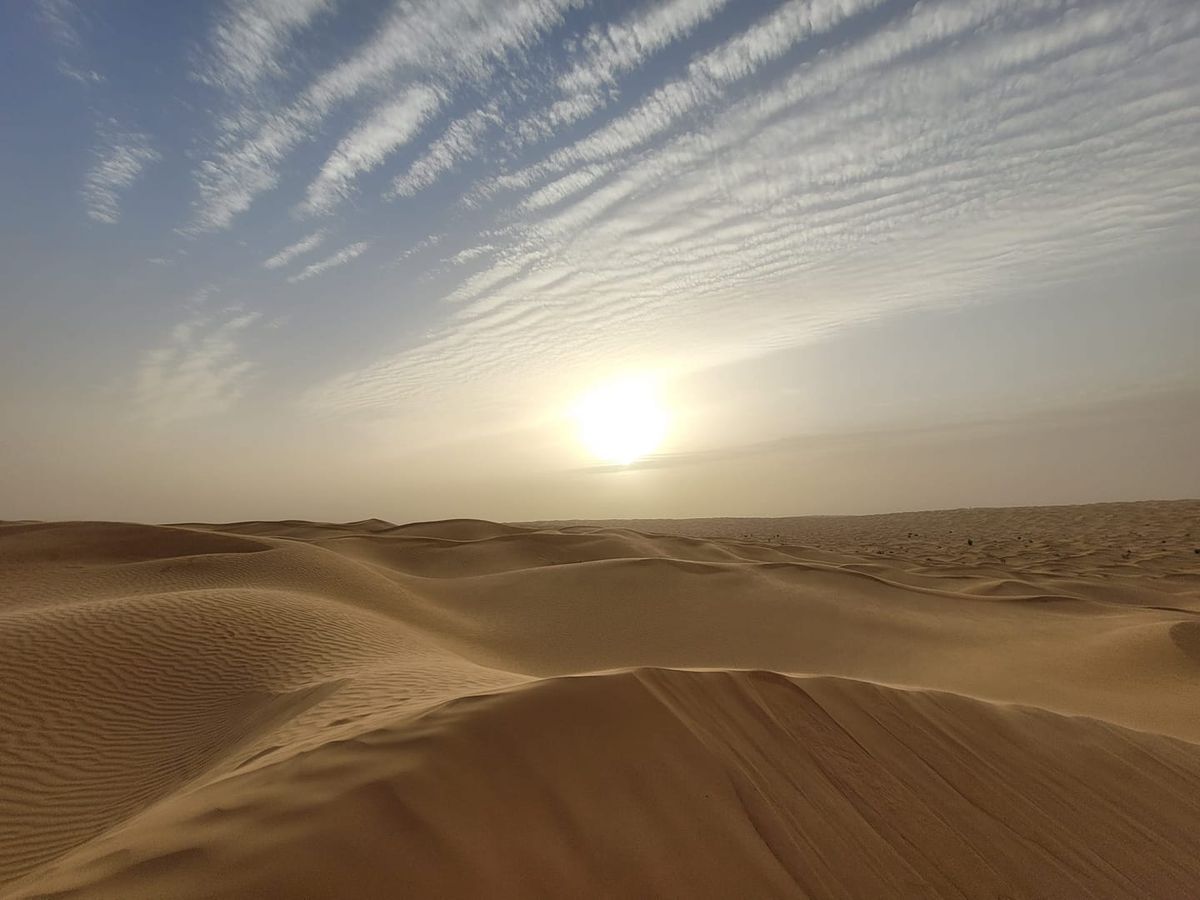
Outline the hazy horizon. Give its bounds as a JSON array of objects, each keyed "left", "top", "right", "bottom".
[{"left": 3, "top": 0, "right": 1198, "bottom": 523}]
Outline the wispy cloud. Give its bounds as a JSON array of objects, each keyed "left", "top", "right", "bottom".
[
  {"left": 302, "top": 85, "right": 442, "bottom": 214},
  {"left": 485, "top": 0, "right": 886, "bottom": 201},
  {"left": 135, "top": 309, "right": 261, "bottom": 423},
  {"left": 190, "top": 0, "right": 575, "bottom": 231},
  {"left": 39, "top": 0, "right": 105, "bottom": 83},
  {"left": 263, "top": 230, "right": 326, "bottom": 269},
  {"left": 287, "top": 240, "right": 371, "bottom": 283},
  {"left": 56, "top": 0, "right": 1196, "bottom": 428},
  {"left": 562, "top": 0, "right": 731, "bottom": 94},
  {"left": 190, "top": 112, "right": 302, "bottom": 233},
  {"left": 388, "top": 233, "right": 445, "bottom": 265},
  {"left": 447, "top": 245, "right": 495, "bottom": 266},
  {"left": 83, "top": 130, "right": 160, "bottom": 224},
  {"left": 38, "top": 0, "right": 83, "bottom": 47},
  {"left": 200, "top": 0, "right": 334, "bottom": 91},
  {"left": 388, "top": 108, "right": 495, "bottom": 198},
  {"left": 516, "top": 0, "right": 732, "bottom": 143},
  {"left": 309, "top": 0, "right": 1200, "bottom": 414}
]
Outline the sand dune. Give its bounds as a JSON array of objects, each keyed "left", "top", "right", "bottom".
[{"left": 2, "top": 501, "right": 1199, "bottom": 897}]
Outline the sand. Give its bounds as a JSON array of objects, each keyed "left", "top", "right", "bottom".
[{"left": 1, "top": 500, "right": 1199, "bottom": 898}]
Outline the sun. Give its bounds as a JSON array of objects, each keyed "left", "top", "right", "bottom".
[{"left": 572, "top": 377, "right": 668, "bottom": 465}]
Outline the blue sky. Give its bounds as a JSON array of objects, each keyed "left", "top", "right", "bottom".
[{"left": 2, "top": 0, "right": 1198, "bottom": 521}]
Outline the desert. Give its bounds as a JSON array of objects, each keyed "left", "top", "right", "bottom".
[
  {"left": 2, "top": 500, "right": 1199, "bottom": 897},
  {"left": 4, "top": 1, "right": 1199, "bottom": 894}
]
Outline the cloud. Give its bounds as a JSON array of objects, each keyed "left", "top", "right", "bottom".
[
  {"left": 189, "top": 0, "right": 575, "bottom": 231},
  {"left": 484, "top": 0, "right": 886, "bottom": 201},
  {"left": 388, "top": 233, "right": 445, "bottom": 266},
  {"left": 263, "top": 230, "right": 326, "bottom": 269},
  {"left": 287, "top": 240, "right": 371, "bottom": 282},
  {"left": 308, "top": 0, "right": 1200, "bottom": 415},
  {"left": 83, "top": 131, "right": 161, "bottom": 224},
  {"left": 302, "top": 85, "right": 442, "bottom": 214},
  {"left": 200, "top": 0, "right": 334, "bottom": 91},
  {"left": 447, "top": 245, "right": 495, "bottom": 266},
  {"left": 388, "top": 108, "right": 495, "bottom": 198},
  {"left": 59, "top": 0, "right": 1189, "bottom": 432},
  {"left": 38, "top": 0, "right": 83, "bottom": 48},
  {"left": 39, "top": 0, "right": 106, "bottom": 83},
  {"left": 561, "top": 0, "right": 731, "bottom": 94},
  {"left": 135, "top": 309, "right": 261, "bottom": 424},
  {"left": 516, "top": 0, "right": 733, "bottom": 143},
  {"left": 190, "top": 112, "right": 304, "bottom": 233}
]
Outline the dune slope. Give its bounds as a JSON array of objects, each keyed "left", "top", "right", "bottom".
[{"left": 2, "top": 503, "right": 1199, "bottom": 898}]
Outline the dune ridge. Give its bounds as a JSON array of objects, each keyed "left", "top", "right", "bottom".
[{"left": 2, "top": 501, "right": 1199, "bottom": 897}]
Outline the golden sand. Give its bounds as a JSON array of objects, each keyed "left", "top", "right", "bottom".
[{"left": 2, "top": 501, "right": 1198, "bottom": 897}]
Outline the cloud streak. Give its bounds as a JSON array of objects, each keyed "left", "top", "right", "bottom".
[
  {"left": 201, "top": 0, "right": 334, "bottom": 91},
  {"left": 287, "top": 241, "right": 371, "bottom": 283},
  {"left": 72, "top": 0, "right": 1195, "bottom": 430},
  {"left": 136, "top": 309, "right": 261, "bottom": 424},
  {"left": 189, "top": 0, "right": 576, "bottom": 231},
  {"left": 263, "top": 230, "right": 326, "bottom": 269},
  {"left": 389, "top": 108, "right": 494, "bottom": 198},
  {"left": 303, "top": 85, "right": 442, "bottom": 214},
  {"left": 83, "top": 131, "right": 160, "bottom": 224},
  {"left": 307, "top": 0, "right": 1200, "bottom": 414},
  {"left": 515, "top": 0, "right": 733, "bottom": 143}
]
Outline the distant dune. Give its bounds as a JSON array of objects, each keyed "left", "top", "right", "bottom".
[{"left": 2, "top": 501, "right": 1199, "bottom": 898}]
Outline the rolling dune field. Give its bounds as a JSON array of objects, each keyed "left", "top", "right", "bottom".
[{"left": 2, "top": 501, "right": 1199, "bottom": 898}]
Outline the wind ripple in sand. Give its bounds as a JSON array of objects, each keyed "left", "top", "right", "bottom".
[{"left": 1, "top": 504, "right": 1199, "bottom": 898}]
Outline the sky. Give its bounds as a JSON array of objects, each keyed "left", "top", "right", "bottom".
[{"left": 1, "top": 0, "right": 1198, "bottom": 523}]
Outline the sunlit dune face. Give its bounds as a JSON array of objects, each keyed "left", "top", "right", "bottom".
[{"left": 573, "top": 377, "right": 668, "bottom": 466}]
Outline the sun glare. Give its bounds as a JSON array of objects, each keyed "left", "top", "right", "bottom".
[{"left": 573, "top": 377, "right": 668, "bottom": 466}]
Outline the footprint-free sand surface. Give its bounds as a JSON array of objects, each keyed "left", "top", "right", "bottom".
[{"left": 2, "top": 500, "right": 1199, "bottom": 898}]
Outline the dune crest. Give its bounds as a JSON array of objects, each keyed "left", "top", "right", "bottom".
[{"left": 2, "top": 502, "right": 1199, "bottom": 897}]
